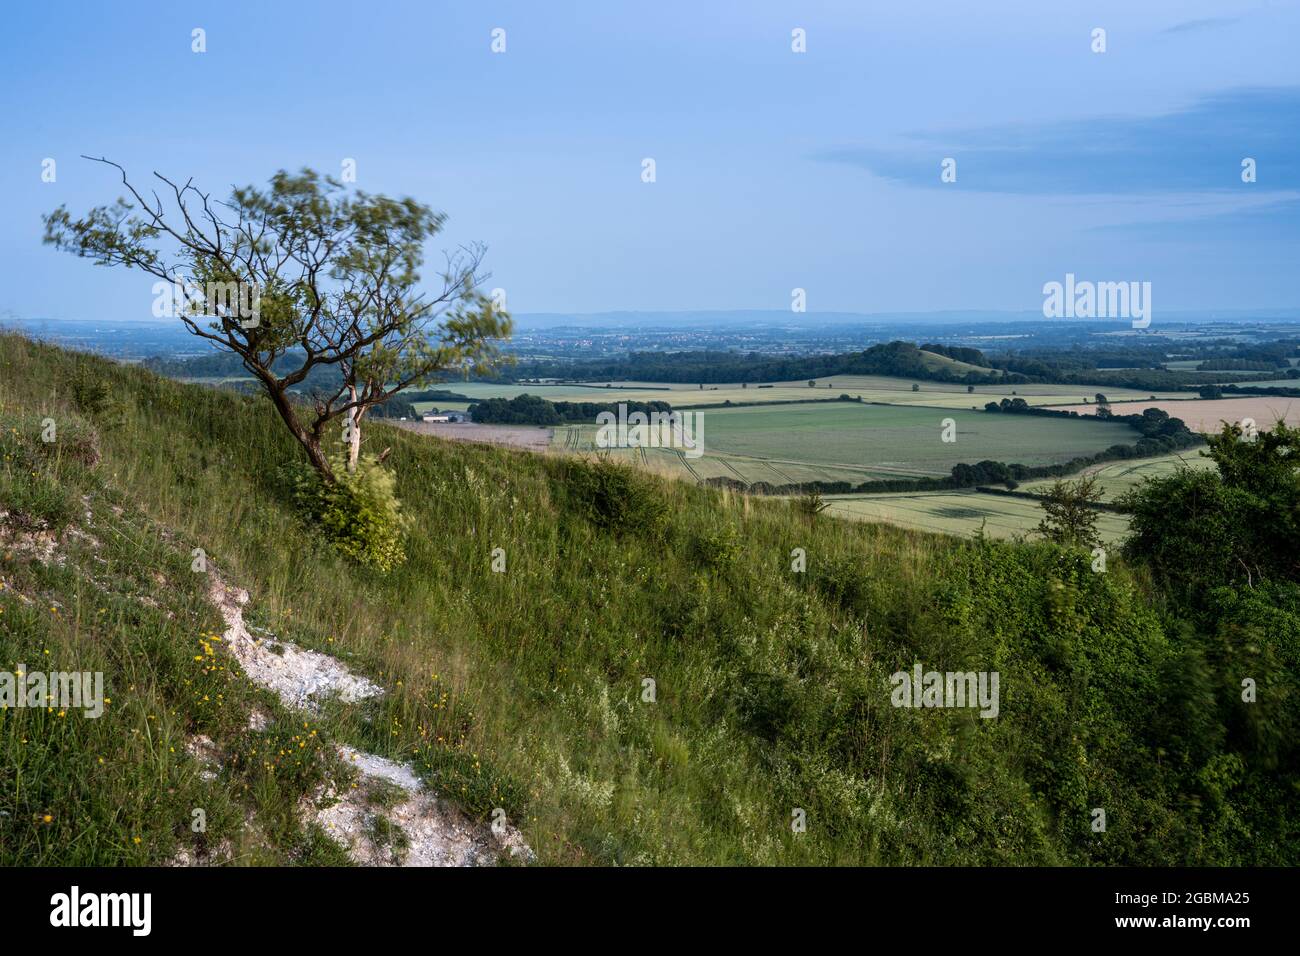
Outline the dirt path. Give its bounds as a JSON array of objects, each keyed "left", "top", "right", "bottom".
[{"left": 207, "top": 572, "right": 533, "bottom": 867}]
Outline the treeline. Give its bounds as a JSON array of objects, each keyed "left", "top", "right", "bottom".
[
  {"left": 705, "top": 403, "right": 1201, "bottom": 498},
  {"left": 468, "top": 393, "right": 672, "bottom": 425},
  {"left": 507, "top": 340, "right": 1288, "bottom": 393},
  {"left": 984, "top": 398, "right": 1200, "bottom": 455},
  {"left": 1043, "top": 367, "right": 1259, "bottom": 391},
  {"left": 147, "top": 337, "right": 1299, "bottom": 400},
  {"left": 512, "top": 341, "right": 1015, "bottom": 386},
  {"left": 1222, "top": 382, "right": 1300, "bottom": 397},
  {"left": 142, "top": 351, "right": 260, "bottom": 378},
  {"left": 145, "top": 350, "right": 347, "bottom": 396},
  {"left": 919, "top": 343, "right": 986, "bottom": 365},
  {"left": 1198, "top": 358, "right": 1289, "bottom": 371}
]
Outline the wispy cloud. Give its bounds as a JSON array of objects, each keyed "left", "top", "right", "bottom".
[
  {"left": 816, "top": 87, "right": 1300, "bottom": 196},
  {"left": 1093, "top": 196, "right": 1300, "bottom": 241},
  {"left": 1159, "top": 17, "right": 1239, "bottom": 36}
]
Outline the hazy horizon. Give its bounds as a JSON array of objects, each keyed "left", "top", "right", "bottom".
[
  {"left": 10, "top": 307, "right": 1300, "bottom": 331},
  {"left": 2, "top": 1, "right": 1298, "bottom": 325}
]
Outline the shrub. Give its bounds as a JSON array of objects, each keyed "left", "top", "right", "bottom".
[
  {"left": 292, "top": 454, "right": 407, "bottom": 571},
  {"left": 562, "top": 456, "right": 667, "bottom": 536},
  {"left": 795, "top": 489, "right": 830, "bottom": 522},
  {"left": 811, "top": 555, "right": 871, "bottom": 615},
  {"left": 0, "top": 412, "right": 92, "bottom": 532},
  {"left": 692, "top": 521, "right": 741, "bottom": 572},
  {"left": 67, "top": 363, "right": 123, "bottom": 428},
  {"left": 0, "top": 471, "right": 77, "bottom": 532}
]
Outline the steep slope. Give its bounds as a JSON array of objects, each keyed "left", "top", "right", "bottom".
[
  {"left": 0, "top": 332, "right": 1292, "bottom": 865},
  {"left": 916, "top": 349, "right": 990, "bottom": 376}
]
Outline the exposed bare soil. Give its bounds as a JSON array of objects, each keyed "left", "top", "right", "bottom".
[{"left": 391, "top": 420, "right": 554, "bottom": 451}]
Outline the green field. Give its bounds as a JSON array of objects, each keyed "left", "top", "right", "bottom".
[
  {"left": 414, "top": 375, "right": 1194, "bottom": 417},
  {"left": 554, "top": 402, "right": 1141, "bottom": 485},
  {"left": 1019, "top": 450, "right": 1216, "bottom": 502},
  {"left": 769, "top": 376, "right": 1191, "bottom": 409},
  {"left": 818, "top": 451, "right": 1218, "bottom": 542},
  {"left": 1216, "top": 378, "right": 1300, "bottom": 389},
  {"left": 820, "top": 490, "right": 1131, "bottom": 544}
]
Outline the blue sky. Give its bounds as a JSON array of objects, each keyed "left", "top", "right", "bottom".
[{"left": 1, "top": 0, "right": 1297, "bottom": 323}]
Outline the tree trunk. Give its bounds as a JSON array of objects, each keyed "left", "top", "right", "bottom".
[
  {"left": 262, "top": 377, "right": 336, "bottom": 483},
  {"left": 346, "top": 385, "right": 362, "bottom": 473}
]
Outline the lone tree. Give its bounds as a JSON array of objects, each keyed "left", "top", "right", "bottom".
[
  {"left": 1035, "top": 474, "right": 1103, "bottom": 548},
  {"left": 44, "top": 159, "right": 511, "bottom": 482}
]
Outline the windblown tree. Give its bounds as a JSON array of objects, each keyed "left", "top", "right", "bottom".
[{"left": 44, "top": 158, "right": 511, "bottom": 481}]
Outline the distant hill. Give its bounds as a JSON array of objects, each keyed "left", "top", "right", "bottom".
[
  {"left": 512, "top": 341, "right": 1015, "bottom": 386},
  {"left": 915, "top": 349, "right": 990, "bottom": 376}
]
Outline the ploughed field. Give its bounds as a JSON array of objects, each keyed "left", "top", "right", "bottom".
[{"left": 1044, "top": 396, "right": 1300, "bottom": 434}]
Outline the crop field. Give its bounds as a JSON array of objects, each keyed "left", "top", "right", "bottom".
[
  {"left": 819, "top": 490, "right": 1131, "bottom": 544},
  {"left": 552, "top": 401, "right": 1140, "bottom": 485},
  {"left": 1213, "top": 378, "right": 1300, "bottom": 389},
  {"left": 1046, "top": 396, "right": 1300, "bottom": 433},
  {"left": 768, "top": 376, "right": 1192, "bottom": 408},
  {"left": 1019, "top": 451, "right": 1217, "bottom": 502},
  {"left": 411, "top": 400, "right": 472, "bottom": 414},
  {"left": 411, "top": 376, "right": 1195, "bottom": 417}
]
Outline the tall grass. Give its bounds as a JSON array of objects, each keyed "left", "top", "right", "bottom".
[{"left": 0, "top": 333, "right": 1289, "bottom": 865}]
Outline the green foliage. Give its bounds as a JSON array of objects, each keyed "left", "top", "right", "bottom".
[
  {"left": 3, "top": 332, "right": 1297, "bottom": 866},
  {"left": 44, "top": 162, "right": 512, "bottom": 483},
  {"left": 810, "top": 555, "right": 871, "bottom": 615},
  {"left": 0, "top": 470, "right": 76, "bottom": 533},
  {"left": 1122, "top": 421, "right": 1300, "bottom": 591},
  {"left": 1122, "top": 469, "right": 1255, "bottom": 590},
  {"left": 795, "top": 489, "right": 830, "bottom": 522},
  {"left": 292, "top": 454, "right": 408, "bottom": 571},
  {"left": 692, "top": 521, "right": 741, "bottom": 572},
  {"left": 470, "top": 394, "right": 672, "bottom": 426},
  {"left": 560, "top": 455, "right": 667, "bottom": 536},
  {"left": 1035, "top": 475, "right": 1103, "bottom": 548},
  {"left": 0, "top": 412, "right": 95, "bottom": 532},
  {"left": 1114, "top": 421, "right": 1300, "bottom": 862},
  {"left": 69, "top": 364, "right": 112, "bottom": 414}
]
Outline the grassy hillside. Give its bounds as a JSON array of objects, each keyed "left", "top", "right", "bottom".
[
  {"left": 0, "top": 333, "right": 1292, "bottom": 865},
  {"left": 916, "top": 349, "right": 990, "bottom": 376}
]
